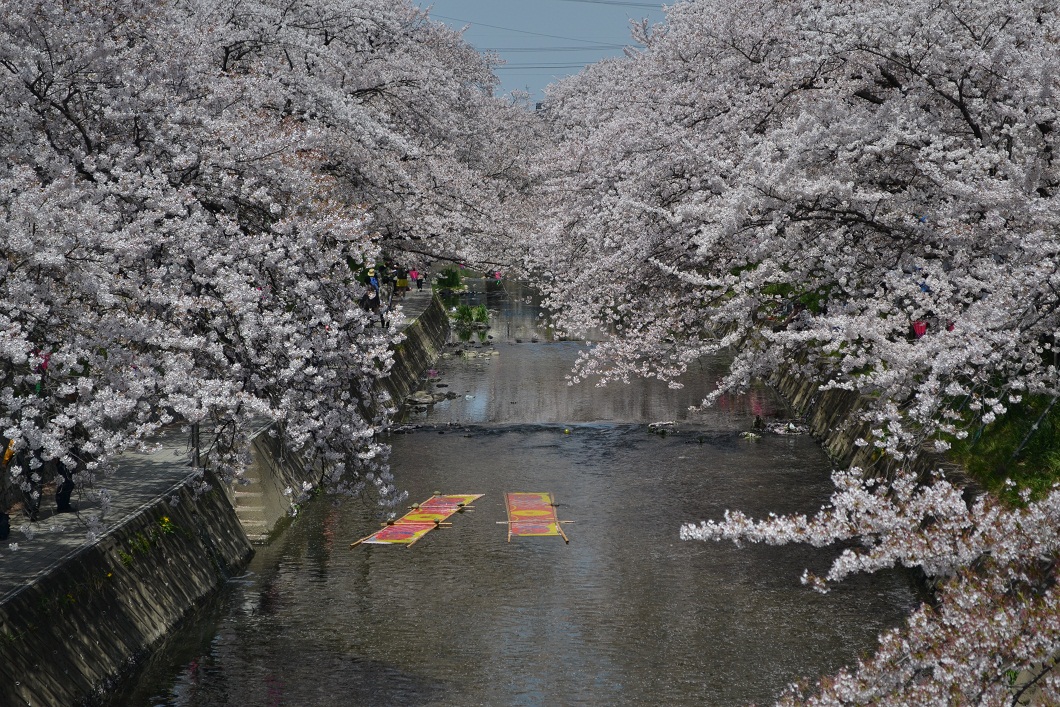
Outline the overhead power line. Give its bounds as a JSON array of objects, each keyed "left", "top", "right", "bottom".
[
  {"left": 494, "top": 63, "right": 597, "bottom": 69},
  {"left": 554, "top": 0, "right": 662, "bottom": 6},
  {"left": 483, "top": 45, "right": 626, "bottom": 52},
  {"left": 430, "top": 13, "right": 625, "bottom": 46}
]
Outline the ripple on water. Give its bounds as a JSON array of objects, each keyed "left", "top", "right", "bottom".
[{"left": 103, "top": 283, "right": 916, "bottom": 706}]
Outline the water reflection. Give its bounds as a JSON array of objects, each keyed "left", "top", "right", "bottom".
[
  {"left": 104, "top": 279, "right": 916, "bottom": 706},
  {"left": 407, "top": 280, "right": 779, "bottom": 428}
]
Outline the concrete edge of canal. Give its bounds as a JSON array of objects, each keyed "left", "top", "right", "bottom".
[
  {"left": 0, "top": 473, "right": 251, "bottom": 707},
  {"left": 769, "top": 366, "right": 973, "bottom": 485},
  {"left": 0, "top": 294, "right": 451, "bottom": 707}
]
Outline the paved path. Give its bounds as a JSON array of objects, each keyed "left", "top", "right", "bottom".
[
  {"left": 0, "top": 287, "right": 437, "bottom": 598},
  {"left": 389, "top": 285, "right": 435, "bottom": 326}
]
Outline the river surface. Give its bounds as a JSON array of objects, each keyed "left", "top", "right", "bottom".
[{"left": 105, "top": 279, "right": 917, "bottom": 706}]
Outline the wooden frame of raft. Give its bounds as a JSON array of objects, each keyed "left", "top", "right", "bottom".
[
  {"left": 499, "top": 492, "right": 571, "bottom": 543},
  {"left": 350, "top": 493, "right": 482, "bottom": 548}
]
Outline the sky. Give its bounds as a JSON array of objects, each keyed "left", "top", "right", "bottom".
[{"left": 417, "top": 0, "right": 669, "bottom": 103}]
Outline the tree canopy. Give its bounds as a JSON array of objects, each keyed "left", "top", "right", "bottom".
[
  {"left": 529, "top": 0, "right": 1060, "bottom": 702},
  {"left": 5, "top": 0, "right": 1060, "bottom": 702},
  {"left": 0, "top": 0, "right": 528, "bottom": 510}
]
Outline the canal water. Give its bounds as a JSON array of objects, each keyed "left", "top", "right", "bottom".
[{"left": 104, "top": 279, "right": 917, "bottom": 706}]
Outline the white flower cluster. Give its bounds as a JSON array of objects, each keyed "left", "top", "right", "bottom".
[
  {"left": 1, "top": 0, "right": 528, "bottom": 531},
  {"left": 528, "top": 0, "right": 1060, "bottom": 701}
]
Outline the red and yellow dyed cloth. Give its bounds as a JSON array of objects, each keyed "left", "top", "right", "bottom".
[
  {"left": 505, "top": 492, "right": 569, "bottom": 543},
  {"left": 351, "top": 493, "right": 482, "bottom": 548}
]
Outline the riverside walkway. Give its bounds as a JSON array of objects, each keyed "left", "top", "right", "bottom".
[{"left": 0, "top": 287, "right": 436, "bottom": 599}]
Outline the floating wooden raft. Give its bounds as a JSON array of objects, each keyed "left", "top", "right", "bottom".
[
  {"left": 501, "top": 492, "right": 570, "bottom": 543},
  {"left": 350, "top": 493, "right": 483, "bottom": 548}
]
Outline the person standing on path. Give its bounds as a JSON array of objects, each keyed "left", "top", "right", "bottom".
[
  {"left": 55, "top": 455, "right": 76, "bottom": 513},
  {"left": 409, "top": 267, "right": 420, "bottom": 292},
  {"left": 359, "top": 287, "right": 383, "bottom": 326}
]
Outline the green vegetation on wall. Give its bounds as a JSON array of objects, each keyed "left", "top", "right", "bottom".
[{"left": 950, "top": 394, "right": 1060, "bottom": 503}]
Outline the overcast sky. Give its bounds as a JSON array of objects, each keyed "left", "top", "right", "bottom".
[{"left": 418, "top": 0, "right": 668, "bottom": 102}]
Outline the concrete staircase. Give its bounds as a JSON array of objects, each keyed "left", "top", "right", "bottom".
[
  {"left": 232, "top": 477, "right": 269, "bottom": 544},
  {"left": 226, "top": 428, "right": 296, "bottom": 546}
]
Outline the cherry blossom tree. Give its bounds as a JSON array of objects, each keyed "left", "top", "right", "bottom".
[
  {"left": 0, "top": 0, "right": 519, "bottom": 519},
  {"left": 530, "top": 0, "right": 1060, "bottom": 701},
  {"left": 535, "top": 0, "right": 1059, "bottom": 448},
  {"left": 204, "top": 0, "right": 518, "bottom": 258}
]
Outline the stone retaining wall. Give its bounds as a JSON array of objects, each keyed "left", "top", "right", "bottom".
[
  {"left": 0, "top": 295, "right": 451, "bottom": 705},
  {"left": 769, "top": 368, "right": 976, "bottom": 489},
  {"left": 382, "top": 294, "right": 450, "bottom": 404},
  {"left": 0, "top": 473, "right": 250, "bottom": 707}
]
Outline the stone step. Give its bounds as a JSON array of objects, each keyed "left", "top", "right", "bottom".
[{"left": 229, "top": 482, "right": 263, "bottom": 500}]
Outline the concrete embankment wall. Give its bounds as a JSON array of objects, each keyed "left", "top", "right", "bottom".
[
  {"left": 0, "top": 474, "right": 251, "bottom": 707},
  {"left": 769, "top": 367, "right": 973, "bottom": 486},
  {"left": 382, "top": 294, "right": 450, "bottom": 404},
  {"left": 0, "top": 295, "right": 450, "bottom": 705},
  {"left": 230, "top": 426, "right": 321, "bottom": 544},
  {"left": 769, "top": 372, "right": 874, "bottom": 470}
]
